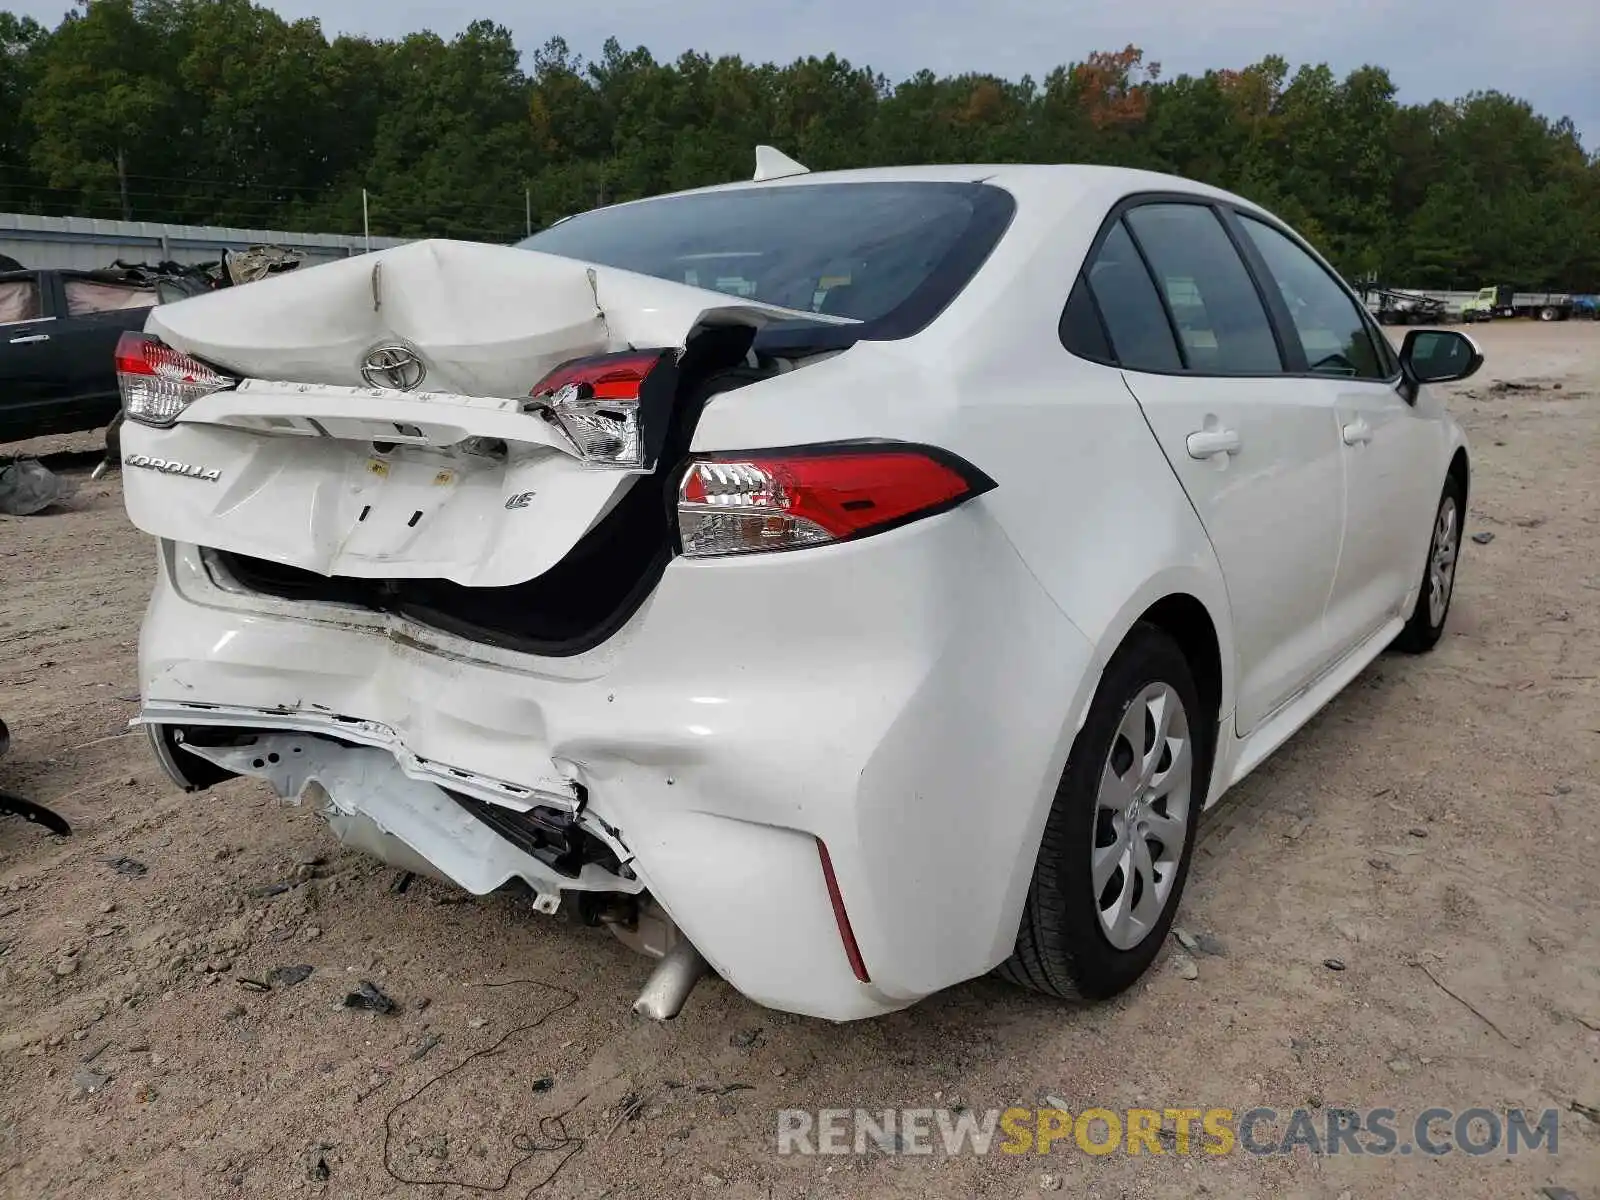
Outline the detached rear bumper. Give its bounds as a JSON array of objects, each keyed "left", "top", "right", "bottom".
[{"left": 139, "top": 511, "right": 1097, "bottom": 1021}]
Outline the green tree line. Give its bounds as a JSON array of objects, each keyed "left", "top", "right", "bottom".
[{"left": 3, "top": 0, "right": 1597, "bottom": 289}]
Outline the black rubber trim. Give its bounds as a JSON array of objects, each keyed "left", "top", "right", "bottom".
[
  {"left": 392, "top": 546, "right": 672, "bottom": 659},
  {"left": 751, "top": 322, "right": 865, "bottom": 357},
  {"left": 212, "top": 538, "right": 673, "bottom": 662},
  {"left": 1213, "top": 205, "right": 1300, "bottom": 372},
  {"left": 445, "top": 790, "right": 621, "bottom": 879}
]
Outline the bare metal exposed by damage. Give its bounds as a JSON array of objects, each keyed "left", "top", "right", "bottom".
[
  {"left": 139, "top": 700, "right": 584, "bottom": 811},
  {"left": 174, "top": 731, "right": 634, "bottom": 902},
  {"left": 139, "top": 693, "right": 717, "bottom": 1014}
]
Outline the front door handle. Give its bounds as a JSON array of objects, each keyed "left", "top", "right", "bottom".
[
  {"left": 1186, "top": 428, "right": 1242, "bottom": 460},
  {"left": 8, "top": 333, "right": 49, "bottom": 345},
  {"left": 1342, "top": 419, "right": 1373, "bottom": 446}
]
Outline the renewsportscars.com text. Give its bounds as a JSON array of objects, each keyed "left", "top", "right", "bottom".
[{"left": 776, "top": 1106, "right": 1562, "bottom": 1158}]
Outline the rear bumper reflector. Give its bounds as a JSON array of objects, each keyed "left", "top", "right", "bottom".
[{"left": 817, "top": 838, "right": 871, "bottom": 983}]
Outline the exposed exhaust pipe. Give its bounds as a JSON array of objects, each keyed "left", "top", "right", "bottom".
[{"left": 632, "top": 939, "right": 710, "bottom": 1020}]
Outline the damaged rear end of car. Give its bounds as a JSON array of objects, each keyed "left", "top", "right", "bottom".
[
  {"left": 119, "top": 240, "right": 821, "bottom": 653},
  {"left": 125, "top": 176, "right": 1070, "bottom": 1023}
]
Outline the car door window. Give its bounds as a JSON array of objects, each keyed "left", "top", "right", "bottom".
[
  {"left": 1124, "top": 204, "right": 1283, "bottom": 374},
  {"left": 0, "top": 278, "right": 42, "bottom": 324},
  {"left": 1237, "top": 216, "right": 1388, "bottom": 380},
  {"left": 1080, "top": 220, "right": 1182, "bottom": 372},
  {"left": 63, "top": 278, "right": 157, "bottom": 316}
]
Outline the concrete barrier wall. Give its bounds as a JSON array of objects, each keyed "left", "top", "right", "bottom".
[{"left": 0, "top": 212, "right": 408, "bottom": 272}]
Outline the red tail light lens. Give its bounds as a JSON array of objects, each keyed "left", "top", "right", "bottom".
[
  {"left": 116, "top": 332, "right": 237, "bottom": 427},
  {"left": 533, "top": 351, "right": 664, "bottom": 401},
  {"left": 529, "top": 350, "right": 672, "bottom": 472},
  {"left": 677, "top": 443, "right": 995, "bottom": 557}
]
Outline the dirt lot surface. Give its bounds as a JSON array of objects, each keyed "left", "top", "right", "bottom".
[{"left": 0, "top": 321, "right": 1597, "bottom": 1199}]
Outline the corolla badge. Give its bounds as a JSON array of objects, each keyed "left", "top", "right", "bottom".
[
  {"left": 124, "top": 454, "right": 221, "bottom": 482},
  {"left": 361, "top": 344, "right": 427, "bottom": 391}
]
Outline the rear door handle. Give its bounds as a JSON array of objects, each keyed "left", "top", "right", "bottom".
[
  {"left": 1342, "top": 419, "right": 1372, "bottom": 446},
  {"left": 8, "top": 333, "right": 49, "bottom": 345},
  {"left": 1186, "top": 428, "right": 1242, "bottom": 460}
]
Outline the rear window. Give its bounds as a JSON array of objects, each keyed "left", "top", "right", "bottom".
[{"left": 517, "top": 181, "right": 1015, "bottom": 339}]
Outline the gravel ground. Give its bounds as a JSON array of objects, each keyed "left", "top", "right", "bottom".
[{"left": 0, "top": 320, "right": 1596, "bottom": 1199}]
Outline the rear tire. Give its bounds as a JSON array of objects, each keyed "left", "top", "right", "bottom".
[
  {"left": 999, "top": 623, "right": 1209, "bottom": 1001},
  {"left": 1539, "top": 306, "right": 1558, "bottom": 322},
  {"left": 1393, "top": 474, "right": 1464, "bottom": 654}
]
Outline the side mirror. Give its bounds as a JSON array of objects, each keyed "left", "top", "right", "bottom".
[{"left": 1399, "top": 329, "right": 1483, "bottom": 393}]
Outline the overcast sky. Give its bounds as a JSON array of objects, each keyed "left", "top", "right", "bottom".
[{"left": 15, "top": 0, "right": 1598, "bottom": 150}]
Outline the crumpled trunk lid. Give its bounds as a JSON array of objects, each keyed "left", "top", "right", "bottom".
[{"left": 122, "top": 239, "right": 827, "bottom": 589}]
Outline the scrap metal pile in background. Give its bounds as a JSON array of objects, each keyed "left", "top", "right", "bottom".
[
  {"left": 1364, "top": 285, "right": 1448, "bottom": 325},
  {"left": 108, "top": 243, "right": 305, "bottom": 292}
]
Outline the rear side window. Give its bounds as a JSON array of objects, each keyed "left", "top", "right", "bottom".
[
  {"left": 1237, "top": 216, "right": 1388, "bottom": 379},
  {"left": 1080, "top": 221, "right": 1182, "bottom": 371},
  {"left": 1058, "top": 273, "right": 1113, "bottom": 362},
  {"left": 1124, "top": 204, "right": 1283, "bottom": 374}
]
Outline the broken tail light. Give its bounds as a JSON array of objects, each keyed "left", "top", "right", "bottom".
[
  {"left": 529, "top": 350, "right": 673, "bottom": 472},
  {"left": 677, "top": 442, "right": 996, "bottom": 558},
  {"left": 116, "top": 332, "right": 239, "bottom": 427}
]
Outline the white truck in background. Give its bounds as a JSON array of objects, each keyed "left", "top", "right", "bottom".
[{"left": 1460, "top": 285, "right": 1574, "bottom": 322}]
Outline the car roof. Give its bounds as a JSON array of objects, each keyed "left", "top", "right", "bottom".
[{"left": 607, "top": 162, "right": 1255, "bottom": 217}]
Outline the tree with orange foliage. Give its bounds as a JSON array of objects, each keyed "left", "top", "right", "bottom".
[{"left": 1072, "top": 45, "right": 1161, "bottom": 129}]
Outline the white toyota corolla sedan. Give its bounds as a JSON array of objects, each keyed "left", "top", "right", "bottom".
[{"left": 118, "top": 154, "right": 1477, "bottom": 1022}]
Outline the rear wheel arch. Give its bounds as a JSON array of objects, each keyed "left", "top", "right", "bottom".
[
  {"left": 1137, "top": 594, "right": 1223, "bottom": 766},
  {"left": 1000, "top": 615, "right": 1215, "bottom": 999},
  {"left": 1065, "top": 587, "right": 1229, "bottom": 806},
  {"left": 1075, "top": 580, "right": 1231, "bottom": 756},
  {"left": 1448, "top": 446, "right": 1470, "bottom": 512},
  {"left": 987, "top": 574, "right": 1231, "bottom": 982}
]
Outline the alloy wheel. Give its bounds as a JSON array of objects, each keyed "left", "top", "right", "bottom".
[
  {"left": 1428, "top": 496, "right": 1460, "bottom": 628},
  {"left": 1092, "top": 683, "right": 1194, "bottom": 950}
]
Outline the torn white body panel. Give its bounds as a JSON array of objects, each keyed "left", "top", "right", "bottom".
[
  {"left": 180, "top": 732, "right": 641, "bottom": 902},
  {"left": 147, "top": 238, "right": 849, "bottom": 393},
  {"left": 190, "top": 378, "right": 580, "bottom": 450},
  {"left": 123, "top": 238, "right": 849, "bottom": 587}
]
